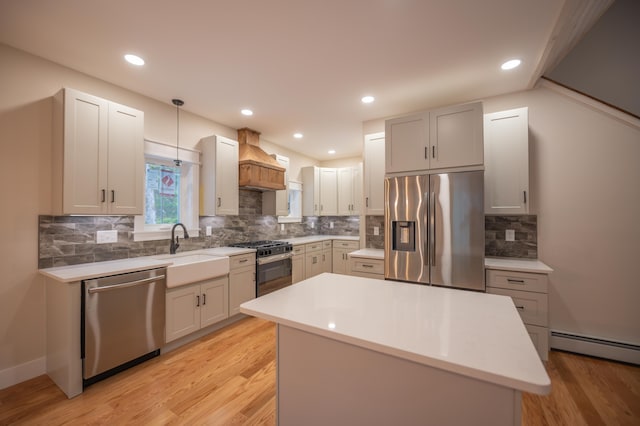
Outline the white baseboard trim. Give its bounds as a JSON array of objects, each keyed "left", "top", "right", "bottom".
[
  {"left": 550, "top": 330, "right": 640, "bottom": 365},
  {"left": 0, "top": 357, "right": 46, "bottom": 390}
]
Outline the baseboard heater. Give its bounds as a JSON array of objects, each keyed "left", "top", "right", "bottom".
[{"left": 550, "top": 330, "right": 640, "bottom": 365}]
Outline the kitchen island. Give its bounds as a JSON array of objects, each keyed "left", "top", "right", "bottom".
[{"left": 240, "top": 273, "right": 550, "bottom": 426}]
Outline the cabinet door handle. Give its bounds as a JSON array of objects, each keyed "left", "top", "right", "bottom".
[
  {"left": 424, "top": 147, "right": 428, "bottom": 159},
  {"left": 523, "top": 191, "right": 527, "bottom": 204},
  {"left": 196, "top": 295, "right": 200, "bottom": 307},
  {"left": 507, "top": 279, "right": 525, "bottom": 284},
  {"left": 202, "top": 294, "right": 206, "bottom": 305},
  {"left": 101, "top": 189, "right": 106, "bottom": 203},
  {"left": 111, "top": 190, "right": 115, "bottom": 203},
  {"left": 366, "top": 197, "right": 369, "bottom": 207},
  {"left": 432, "top": 146, "right": 436, "bottom": 158},
  {"left": 217, "top": 197, "right": 222, "bottom": 207}
]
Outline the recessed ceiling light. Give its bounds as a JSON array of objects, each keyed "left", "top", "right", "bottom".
[
  {"left": 361, "top": 95, "right": 375, "bottom": 104},
  {"left": 241, "top": 109, "right": 253, "bottom": 116},
  {"left": 124, "top": 54, "right": 145, "bottom": 66},
  {"left": 328, "top": 149, "right": 336, "bottom": 155},
  {"left": 501, "top": 59, "right": 521, "bottom": 70},
  {"left": 293, "top": 133, "right": 303, "bottom": 139}
]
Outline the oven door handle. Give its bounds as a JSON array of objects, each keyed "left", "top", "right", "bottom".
[{"left": 257, "top": 252, "right": 293, "bottom": 265}]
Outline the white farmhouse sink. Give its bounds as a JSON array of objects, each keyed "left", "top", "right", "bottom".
[{"left": 155, "top": 253, "right": 230, "bottom": 288}]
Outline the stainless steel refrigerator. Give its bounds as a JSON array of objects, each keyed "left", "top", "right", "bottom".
[{"left": 384, "top": 171, "right": 485, "bottom": 291}]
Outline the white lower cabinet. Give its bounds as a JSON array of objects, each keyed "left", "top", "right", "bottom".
[
  {"left": 229, "top": 252, "right": 256, "bottom": 316},
  {"left": 165, "top": 276, "right": 229, "bottom": 343},
  {"left": 486, "top": 268, "right": 550, "bottom": 361},
  {"left": 349, "top": 257, "right": 384, "bottom": 279},
  {"left": 292, "top": 244, "right": 305, "bottom": 284},
  {"left": 305, "top": 242, "right": 324, "bottom": 279},
  {"left": 321, "top": 240, "right": 332, "bottom": 273},
  {"left": 332, "top": 240, "right": 360, "bottom": 275}
]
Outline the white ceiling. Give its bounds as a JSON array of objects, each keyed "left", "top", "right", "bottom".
[{"left": 0, "top": 0, "right": 568, "bottom": 160}]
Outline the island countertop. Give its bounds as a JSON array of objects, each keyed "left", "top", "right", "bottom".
[{"left": 241, "top": 273, "right": 550, "bottom": 395}]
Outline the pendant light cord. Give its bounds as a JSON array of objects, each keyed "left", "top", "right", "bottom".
[{"left": 172, "top": 99, "right": 184, "bottom": 166}]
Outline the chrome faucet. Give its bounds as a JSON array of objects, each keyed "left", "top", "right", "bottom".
[{"left": 170, "top": 223, "right": 190, "bottom": 254}]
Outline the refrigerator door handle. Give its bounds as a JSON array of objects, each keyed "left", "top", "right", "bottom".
[{"left": 430, "top": 191, "right": 436, "bottom": 267}]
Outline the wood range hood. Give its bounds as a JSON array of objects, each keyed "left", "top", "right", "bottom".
[{"left": 237, "top": 127, "right": 286, "bottom": 191}]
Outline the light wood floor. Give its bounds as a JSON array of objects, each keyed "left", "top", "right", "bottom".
[{"left": 1, "top": 317, "right": 639, "bottom": 425}]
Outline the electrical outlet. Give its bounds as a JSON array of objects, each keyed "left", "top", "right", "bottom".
[
  {"left": 330, "top": 222, "right": 334, "bottom": 229},
  {"left": 310, "top": 222, "right": 315, "bottom": 229},
  {"left": 96, "top": 230, "right": 118, "bottom": 244},
  {"left": 505, "top": 229, "right": 515, "bottom": 242},
  {"left": 206, "top": 226, "right": 212, "bottom": 236},
  {"left": 280, "top": 223, "right": 285, "bottom": 232},
  {"left": 373, "top": 226, "right": 379, "bottom": 236}
]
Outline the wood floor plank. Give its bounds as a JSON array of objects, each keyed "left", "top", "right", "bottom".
[{"left": 1, "top": 316, "right": 639, "bottom": 426}]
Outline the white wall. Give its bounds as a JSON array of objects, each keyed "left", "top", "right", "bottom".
[{"left": 483, "top": 83, "right": 640, "bottom": 345}]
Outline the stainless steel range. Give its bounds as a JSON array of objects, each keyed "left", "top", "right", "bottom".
[{"left": 229, "top": 240, "right": 293, "bottom": 297}]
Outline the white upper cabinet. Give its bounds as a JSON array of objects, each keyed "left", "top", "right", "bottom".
[
  {"left": 484, "top": 107, "right": 529, "bottom": 214},
  {"left": 302, "top": 166, "right": 321, "bottom": 216},
  {"left": 200, "top": 135, "right": 239, "bottom": 216},
  {"left": 53, "top": 88, "right": 144, "bottom": 215},
  {"left": 337, "top": 165, "right": 362, "bottom": 216},
  {"left": 385, "top": 102, "right": 483, "bottom": 174},
  {"left": 429, "top": 102, "right": 483, "bottom": 169},
  {"left": 319, "top": 167, "right": 338, "bottom": 215},
  {"left": 302, "top": 166, "right": 338, "bottom": 216},
  {"left": 385, "top": 113, "right": 428, "bottom": 174},
  {"left": 263, "top": 154, "right": 290, "bottom": 216},
  {"left": 363, "top": 132, "right": 385, "bottom": 215}
]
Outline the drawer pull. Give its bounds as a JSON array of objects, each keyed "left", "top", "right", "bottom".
[
  {"left": 515, "top": 305, "right": 525, "bottom": 310},
  {"left": 239, "top": 259, "right": 248, "bottom": 263},
  {"left": 507, "top": 279, "right": 525, "bottom": 284},
  {"left": 362, "top": 264, "right": 374, "bottom": 268}
]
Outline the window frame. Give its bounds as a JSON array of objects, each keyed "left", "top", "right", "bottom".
[
  {"left": 133, "top": 139, "right": 200, "bottom": 242},
  {"left": 277, "top": 180, "right": 302, "bottom": 223}
]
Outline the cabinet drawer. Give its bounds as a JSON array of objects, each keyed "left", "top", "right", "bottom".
[
  {"left": 486, "top": 269, "right": 548, "bottom": 294},
  {"left": 487, "top": 287, "right": 548, "bottom": 327},
  {"left": 306, "top": 242, "right": 323, "bottom": 253},
  {"left": 525, "top": 324, "right": 549, "bottom": 361},
  {"left": 292, "top": 245, "right": 305, "bottom": 255},
  {"left": 322, "top": 240, "right": 332, "bottom": 249},
  {"left": 333, "top": 240, "right": 360, "bottom": 250},
  {"left": 230, "top": 253, "right": 255, "bottom": 269},
  {"left": 351, "top": 258, "right": 384, "bottom": 275}
]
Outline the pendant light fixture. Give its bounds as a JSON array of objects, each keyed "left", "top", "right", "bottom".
[{"left": 172, "top": 98, "right": 184, "bottom": 166}]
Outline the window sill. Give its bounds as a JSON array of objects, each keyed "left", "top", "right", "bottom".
[{"left": 277, "top": 216, "right": 302, "bottom": 224}]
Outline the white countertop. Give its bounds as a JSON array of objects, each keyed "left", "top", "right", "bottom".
[
  {"left": 39, "top": 246, "right": 256, "bottom": 282},
  {"left": 348, "top": 248, "right": 384, "bottom": 260},
  {"left": 39, "top": 257, "right": 173, "bottom": 283},
  {"left": 282, "top": 235, "right": 359, "bottom": 245},
  {"left": 485, "top": 257, "right": 553, "bottom": 274},
  {"left": 200, "top": 247, "right": 256, "bottom": 257},
  {"left": 241, "top": 273, "right": 550, "bottom": 395}
]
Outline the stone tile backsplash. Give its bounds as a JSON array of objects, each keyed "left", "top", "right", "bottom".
[
  {"left": 38, "top": 190, "right": 359, "bottom": 269},
  {"left": 485, "top": 215, "right": 537, "bottom": 259},
  {"left": 365, "top": 214, "right": 537, "bottom": 259},
  {"left": 38, "top": 187, "right": 538, "bottom": 268}
]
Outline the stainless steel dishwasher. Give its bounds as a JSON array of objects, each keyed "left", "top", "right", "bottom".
[{"left": 82, "top": 268, "right": 165, "bottom": 387}]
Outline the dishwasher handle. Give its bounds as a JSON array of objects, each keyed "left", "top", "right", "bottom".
[{"left": 87, "top": 275, "right": 166, "bottom": 294}]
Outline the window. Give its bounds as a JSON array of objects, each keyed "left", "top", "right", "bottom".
[
  {"left": 133, "top": 140, "right": 199, "bottom": 241},
  {"left": 278, "top": 181, "right": 302, "bottom": 223},
  {"left": 145, "top": 162, "right": 181, "bottom": 225}
]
